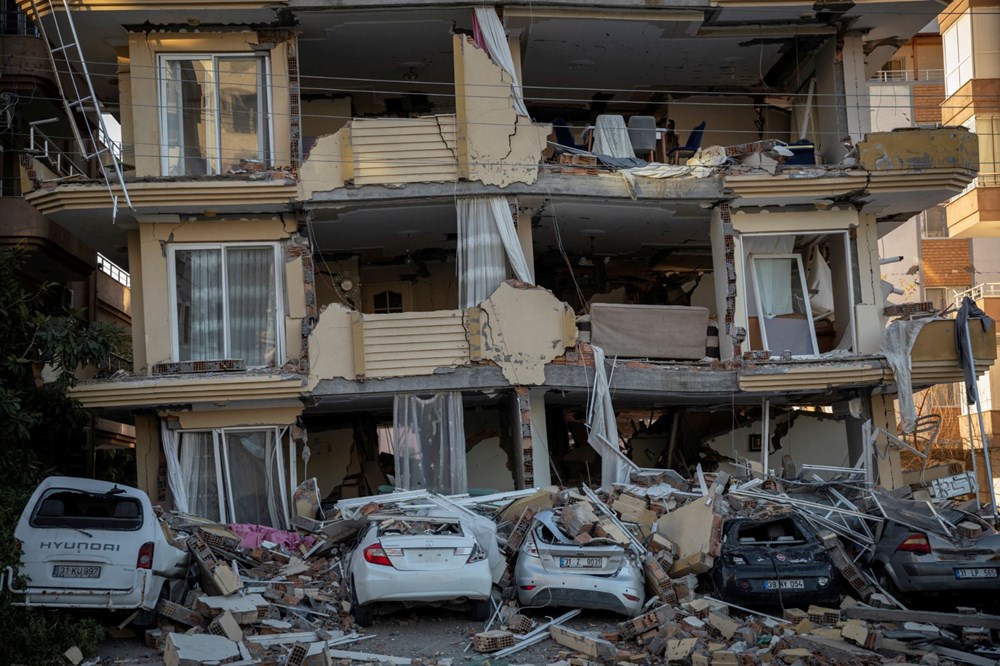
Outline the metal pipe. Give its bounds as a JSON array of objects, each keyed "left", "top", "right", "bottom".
[{"left": 963, "top": 321, "right": 998, "bottom": 520}]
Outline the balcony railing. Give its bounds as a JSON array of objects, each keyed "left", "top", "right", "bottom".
[
  {"left": 871, "top": 69, "right": 944, "bottom": 83},
  {"left": 97, "top": 253, "right": 130, "bottom": 288},
  {"left": 28, "top": 119, "right": 86, "bottom": 180},
  {"left": 0, "top": 9, "right": 36, "bottom": 36},
  {"left": 955, "top": 283, "right": 1000, "bottom": 305}
]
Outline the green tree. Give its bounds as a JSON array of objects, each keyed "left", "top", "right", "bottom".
[{"left": 0, "top": 245, "right": 128, "bottom": 665}]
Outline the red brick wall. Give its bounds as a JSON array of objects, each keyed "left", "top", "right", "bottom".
[
  {"left": 922, "top": 239, "right": 972, "bottom": 288},
  {"left": 913, "top": 83, "right": 945, "bottom": 125}
]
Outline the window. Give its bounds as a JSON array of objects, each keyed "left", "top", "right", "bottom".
[
  {"left": 944, "top": 14, "right": 973, "bottom": 96},
  {"left": 171, "top": 427, "right": 294, "bottom": 527},
  {"left": 169, "top": 243, "right": 283, "bottom": 366},
  {"left": 30, "top": 489, "right": 142, "bottom": 531},
  {"left": 920, "top": 206, "right": 948, "bottom": 238},
  {"left": 373, "top": 290, "right": 404, "bottom": 314},
  {"left": 923, "top": 287, "right": 959, "bottom": 310},
  {"left": 160, "top": 54, "right": 271, "bottom": 176}
]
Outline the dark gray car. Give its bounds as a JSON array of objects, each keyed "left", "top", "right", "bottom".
[{"left": 870, "top": 501, "right": 1000, "bottom": 601}]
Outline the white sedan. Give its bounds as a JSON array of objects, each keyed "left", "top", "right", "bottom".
[{"left": 348, "top": 513, "right": 493, "bottom": 626}]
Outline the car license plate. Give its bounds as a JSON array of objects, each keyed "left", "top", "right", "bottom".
[
  {"left": 955, "top": 568, "right": 998, "bottom": 579},
  {"left": 52, "top": 565, "right": 101, "bottom": 579},
  {"left": 763, "top": 579, "right": 805, "bottom": 590},
  {"left": 560, "top": 557, "right": 603, "bottom": 568}
]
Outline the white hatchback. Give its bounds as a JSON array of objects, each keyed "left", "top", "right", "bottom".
[
  {"left": 4, "top": 476, "right": 189, "bottom": 611},
  {"left": 348, "top": 513, "right": 493, "bottom": 626}
]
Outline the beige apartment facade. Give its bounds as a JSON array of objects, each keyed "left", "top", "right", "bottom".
[{"left": 12, "top": 0, "right": 996, "bottom": 524}]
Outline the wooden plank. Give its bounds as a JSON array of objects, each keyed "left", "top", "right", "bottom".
[{"left": 842, "top": 606, "right": 1000, "bottom": 630}]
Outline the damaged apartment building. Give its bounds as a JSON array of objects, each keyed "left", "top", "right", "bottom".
[{"left": 9, "top": 0, "right": 998, "bottom": 525}]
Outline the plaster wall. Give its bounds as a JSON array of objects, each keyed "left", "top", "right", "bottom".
[
  {"left": 670, "top": 98, "right": 791, "bottom": 150},
  {"left": 296, "top": 428, "right": 354, "bottom": 498},
  {"left": 173, "top": 405, "right": 302, "bottom": 429},
  {"left": 877, "top": 218, "right": 921, "bottom": 303},
  {"left": 453, "top": 36, "right": 549, "bottom": 187},
  {"left": 478, "top": 282, "right": 576, "bottom": 385},
  {"left": 127, "top": 31, "right": 293, "bottom": 178},
  {"left": 706, "top": 412, "right": 851, "bottom": 476}
]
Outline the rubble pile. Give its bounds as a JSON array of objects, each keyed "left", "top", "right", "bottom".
[
  {"left": 138, "top": 463, "right": 1000, "bottom": 665},
  {"left": 150, "top": 512, "right": 370, "bottom": 666}
]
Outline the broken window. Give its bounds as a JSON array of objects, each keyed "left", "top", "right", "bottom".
[
  {"left": 743, "top": 232, "right": 856, "bottom": 356},
  {"left": 372, "top": 289, "right": 405, "bottom": 314},
  {"left": 30, "top": 489, "right": 143, "bottom": 531},
  {"left": 162, "top": 425, "right": 295, "bottom": 528},
  {"left": 734, "top": 517, "right": 806, "bottom": 545},
  {"left": 160, "top": 54, "right": 271, "bottom": 176},
  {"left": 169, "top": 243, "right": 282, "bottom": 366}
]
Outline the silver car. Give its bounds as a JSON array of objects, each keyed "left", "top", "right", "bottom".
[{"left": 514, "top": 510, "right": 644, "bottom": 617}]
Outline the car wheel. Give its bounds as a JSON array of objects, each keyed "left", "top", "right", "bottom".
[
  {"left": 351, "top": 579, "right": 375, "bottom": 627},
  {"left": 470, "top": 597, "right": 492, "bottom": 622},
  {"left": 877, "top": 570, "right": 908, "bottom": 607}
]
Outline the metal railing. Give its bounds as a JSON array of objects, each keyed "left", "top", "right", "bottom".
[
  {"left": 871, "top": 69, "right": 944, "bottom": 83},
  {"left": 97, "top": 253, "right": 130, "bottom": 288},
  {"left": 0, "top": 9, "right": 37, "bottom": 36},
  {"left": 28, "top": 119, "right": 86, "bottom": 179},
  {"left": 954, "top": 283, "right": 1000, "bottom": 305}
]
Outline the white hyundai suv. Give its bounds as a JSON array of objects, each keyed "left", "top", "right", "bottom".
[{"left": 4, "top": 476, "right": 189, "bottom": 611}]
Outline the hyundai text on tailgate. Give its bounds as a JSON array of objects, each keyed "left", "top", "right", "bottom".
[{"left": 4, "top": 476, "right": 189, "bottom": 610}]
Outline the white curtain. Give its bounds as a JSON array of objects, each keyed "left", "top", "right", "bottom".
[
  {"left": 592, "top": 115, "right": 634, "bottom": 159},
  {"left": 473, "top": 7, "right": 529, "bottom": 117},
  {"left": 179, "top": 431, "right": 221, "bottom": 521},
  {"left": 181, "top": 249, "right": 224, "bottom": 361},
  {"left": 743, "top": 235, "right": 795, "bottom": 317},
  {"left": 160, "top": 422, "right": 188, "bottom": 514},
  {"left": 226, "top": 247, "right": 277, "bottom": 367},
  {"left": 457, "top": 197, "right": 533, "bottom": 308},
  {"left": 224, "top": 430, "right": 284, "bottom": 527},
  {"left": 393, "top": 393, "right": 468, "bottom": 495},
  {"left": 587, "top": 345, "right": 634, "bottom": 487}
]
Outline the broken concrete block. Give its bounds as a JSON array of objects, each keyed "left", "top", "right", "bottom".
[
  {"left": 593, "top": 518, "right": 631, "bottom": 545},
  {"left": 188, "top": 536, "right": 243, "bottom": 597},
  {"left": 549, "top": 625, "right": 617, "bottom": 660},
  {"left": 472, "top": 629, "right": 515, "bottom": 653},
  {"left": 654, "top": 497, "right": 720, "bottom": 576},
  {"left": 62, "top": 647, "right": 83, "bottom": 665},
  {"left": 665, "top": 638, "right": 698, "bottom": 661},
  {"left": 707, "top": 612, "right": 740, "bottom": 641},
  {"left": 156, "top": 598, "right": 205, "bottom": 627},
  {"left": 207, "top": 610, "right": 243, "bottom": 642},
  {"left": 562, "top": 502, "right": 600, "bottom": 537},
  {"left": 163, "top": 633, "right": 241, "bottom": 666}
]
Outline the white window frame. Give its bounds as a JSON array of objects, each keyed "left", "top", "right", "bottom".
[
  {"left": 740, "top": 231, "right": 858, "bottom": 355},
  {"left": 167, "top": 242, "right": 286, "bottom": 366},
  {"left": 749, "top": 253, "right": 820, "bottom": 356},
  {"left": 944, "top": 13, "right": 974, "bottom": 97},
  {"left": 175, "top": 426, "right": 295, "bottom": 527},
  {"left": 158, "top": 53, "right": 275, "bottom": 176}
]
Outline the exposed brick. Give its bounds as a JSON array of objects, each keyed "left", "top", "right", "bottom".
[{"left": 922, "top": 239, "right": 972, "bottom": 288}]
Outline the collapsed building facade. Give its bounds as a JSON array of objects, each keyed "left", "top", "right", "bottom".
[{"left": 11, "top": 0, "right": 999, "bottom": 524}]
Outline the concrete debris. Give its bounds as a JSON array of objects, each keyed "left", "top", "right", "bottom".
[{"left": 143, "top": 462, "right": 999, "bottom": 665}]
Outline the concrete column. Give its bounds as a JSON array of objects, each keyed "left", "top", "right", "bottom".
[
  {"left": 529, "top": 389, "right": 551, "bottom": 487},
  {"left": 516, "top": 203, "right": 536, "bottom": 281},
  {"left": 870, "top": 392, "right": 905, "bottom": 489},
  {"left": 855, "top": 212, "right": 885, "bottom": 353},
  {"left": 513, "top": 386, "right": 534, "bottom": 488},
  {"left": 710, "top": 205, "right": 740, "bottom": 359},
  {"left": 134, "top": 414, "right": 163, "bottom": 503},
  {"left": 841, "top": 32, "right": 871, "bottom": 147}
]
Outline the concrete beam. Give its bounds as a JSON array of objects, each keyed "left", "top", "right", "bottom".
[{"left": 305, "top": 172, "right": 726, "bottom": 207}]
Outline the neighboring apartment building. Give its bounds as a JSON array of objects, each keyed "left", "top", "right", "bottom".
[
  {"left": 1, "top": 0, "right": 133, "bottom": 473},
  {"left": 13, "top": 0, "right": 996, "bottom": 525},
  {"left": 874, "top": 2, "right": 1000, "bottom": 497}
]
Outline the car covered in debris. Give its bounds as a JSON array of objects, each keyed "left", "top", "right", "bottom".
[
  {"left": 869, "top": 504, "right": 1000, "bottom": 602},
  {"left": 4, "top": 476, "right": 189, "bottom": 611},
  {"left": 348, "top": 512, "right": 493, "bottom": 626},
  {"left": 514, "top": 509, "right": 645, "bottom": 617},
  {"left": 711, "top": 513, "right": 840, "bottom": 606}
]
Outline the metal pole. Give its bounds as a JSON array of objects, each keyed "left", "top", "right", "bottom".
[
  {"left": 963, "top": 321, "right": 997, "bottom": 520},
  {"left": 761, "top": 398, "right": 770, "bottom": 476}
]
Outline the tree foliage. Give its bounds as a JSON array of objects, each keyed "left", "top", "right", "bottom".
[{"left": 0, "top": 245, "right": 128, "bottom": 665}]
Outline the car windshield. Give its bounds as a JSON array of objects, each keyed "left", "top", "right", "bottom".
[
  {"left": 29, "top": 489, "right": 143, "bottom": 531},
  {"left": 734, "top": 517, "right": 807, "bottom": 546}
]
